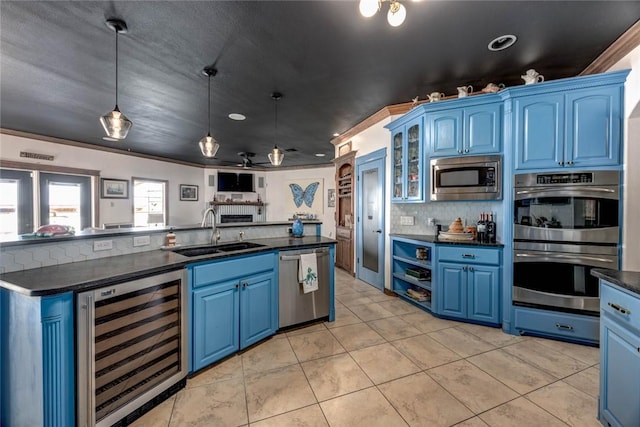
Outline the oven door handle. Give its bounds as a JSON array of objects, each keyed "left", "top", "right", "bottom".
[
  {"left": 515, "top": 187, "right": 618, "bottom": 199},
  {"left": 514, "top": 252, "right": 616, "bottom": 265}
]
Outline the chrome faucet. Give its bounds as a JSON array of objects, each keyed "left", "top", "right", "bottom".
[{"left": 201, "top": 207, "right": 219, "bottom": 245}]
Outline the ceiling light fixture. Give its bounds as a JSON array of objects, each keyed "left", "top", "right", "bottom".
[
  {"left": 359, "top": 0, "right": 407, "bottom": 27},
  {"left": 198, "top": 66, "right": 220, "bottom": 158},
  {"left": 100, "top": 18, "right": 133, "bottom": 140},
  {"left": 488, "top": 34, "right": 517, "bottom": 51},
  {"left": 228, "top": 113, "right": 246, "bottom": 121},
  {"left": 268, "top": 92, "right": 285, "bottom": 167}
]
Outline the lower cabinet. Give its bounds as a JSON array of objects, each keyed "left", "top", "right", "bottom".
[
  {"left": 438, "top": 262, "right": 500, "bottom": 325},
  {"left": 436, "top": 246, "right": 501, "bottom": 326},
  {"left": 190, "top": 252, "right": 277, "bottom": 373},
  {"left": 599, "top": 279, "right": 640, "bottom": 427},
  {"left": 335, "top": 226, "right": 353, "bottom": 274}
]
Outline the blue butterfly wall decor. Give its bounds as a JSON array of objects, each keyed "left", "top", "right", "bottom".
[{"left": 289, "top": 182, "right": 320, "bottom": 208}]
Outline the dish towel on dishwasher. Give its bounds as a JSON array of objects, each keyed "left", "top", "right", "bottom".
[{"left": 299, "top": 253, "right": 319, "bottom": 294}]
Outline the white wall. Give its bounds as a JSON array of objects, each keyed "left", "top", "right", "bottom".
[
  {"left": 609, "top": 43, "right": 640, "bottom": 271},
  {"left": 264, "top": 166, "right": 336, "bottom": 236},
  {"left": 0, "top": 133, "right": 208, "bottom": 227}
]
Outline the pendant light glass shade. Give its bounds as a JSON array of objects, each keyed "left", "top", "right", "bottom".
[
  {"left": 359, "top": 0, "right": 379, "bottom": 17},
  {"left": 199, "top": 66, "right": 220, "bottom": 158},
  {"left": 387, "top": 1, "right": 406, "bottom": 27},
  {"left": 199, "top": 133, "right": 220, "bottom": 158},
  {"left": 100, "top": 19, "right": 132, "bottom": 140},
  {"left": 100, "top": 105, "right": 132, "bottom": 140},
  {"left": 268, "top": 146, "right": 284, "bottom": 166}
]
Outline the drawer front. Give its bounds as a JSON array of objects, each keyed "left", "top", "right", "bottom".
[
  {"left": 192, "top": 253, "right": 275, "bottom": 288},
  {"left": 437, "top": 246, "right": 500, "bottom": 265},
  {"left": 513, "top": 306, "right": 599, "bottom": 343},
  {"left": 601, "top": 282, "right": 640, "bottom": 331}
]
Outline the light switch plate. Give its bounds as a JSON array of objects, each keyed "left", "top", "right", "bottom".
[
  {"left": 133, "top": 235, "right": 150, "bottom": 247},
  {"left": 400, "top": 216, "right": 415, "bottom": 226},
  {"left": 93, "top": 240, "right": 113, "bottom": 251}
]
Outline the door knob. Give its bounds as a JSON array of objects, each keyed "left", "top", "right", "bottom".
[{"left": 375, "top": 229, "right": 382, "bottom": 234}]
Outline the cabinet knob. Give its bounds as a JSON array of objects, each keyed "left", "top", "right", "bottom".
[
  {"left": 469, "top": 266, "right": 474, "bottom": 272},
  {"left": 463, "top": 266, "right": 468, "bottom": 271},
  {"left": 243, "top": 282, "right": 248, "bottom": 288},
  {"left": 464, "top": 148, "right": 469, "bottom": 153},
  {"left": 235, "top": 283, "right": 239, "bottom": 289},
  {"left": 558, "top": 161, "right": 563, "bottom": 166},
  {"left": 458, "top": 149, "right": 463, "bottom": 154},
  {"left": 568, "top": 161, "right": 574, "bottom": 165}
]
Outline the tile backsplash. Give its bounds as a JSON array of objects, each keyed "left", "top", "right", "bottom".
[{"left": 391, "top": 201, "right": 503, "bottom": 239}]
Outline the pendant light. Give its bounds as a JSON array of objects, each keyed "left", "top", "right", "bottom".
[
  {"left": 198, "top": 66, "right": 220, "bottom": 158},
  {"left": 358, "top": 0, "right": 407, "bottom": 27},
  {"left": 268, "top": 92, "right": 284, "bottom": 166},
  {"left": 100, "top": 18, "right": 133, "bottom": 140}
]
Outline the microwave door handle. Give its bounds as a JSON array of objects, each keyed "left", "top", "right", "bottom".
[{"left": 515, "top": 252, "right": 616, "bottom": 264}]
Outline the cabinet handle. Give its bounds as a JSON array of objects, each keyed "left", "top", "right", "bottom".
[
  {"left": 469, "top": 266, "right": 474, "bottom": 272},
  {"left": 243, "top": 282, "right": 248, "bottom": 288},
  {"left": 568, "top": 161, "right": 575, "bottom": 165},
  {"left": 462, "top": 254, "right": 476, "bottom": 259},
  {"left": 608, "top": 302, "right": 631, "bottom": 315},
  {"left": 458, "top": 149, "right": 463, "bottom": 154},
  {"left": 463, "top": 266, "right": 468, "bottom": 271},
  {"left": 558, "top": 161, "right": 564, "bottom": 166},
  {"left": 235, "top": 283, "right": 239, "bottom": 289},
  {"left": 555, "top": 323, "right": 574, "bottom": 331},
  {"left": 464, "top": 148, "right": 469, "bottom": 153}
]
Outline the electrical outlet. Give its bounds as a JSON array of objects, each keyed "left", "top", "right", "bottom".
[
  {"left": 93, "top": 240, "right": 113, "bottom": 251},
  {"left": 133, "top": 235, "right": 150, "bottom": 247},
  {"left": 400, "top": 216, "right": 415, "bottom": 226}
]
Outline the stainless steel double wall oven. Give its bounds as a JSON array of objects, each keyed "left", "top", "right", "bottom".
[{"left": 513, "top": 170, "right": 620, "bottom": 314}]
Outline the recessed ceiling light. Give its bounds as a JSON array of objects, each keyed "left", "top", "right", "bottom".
[
  {"left": 315, "top": 153, "right": 326, "bottom": 157},
  {"left": 102, "top": 136, "right": 119, "bottom": 142},
  {"left": 228, "top": 113, "right": 246, "bottom": 121},
  {"left": 488, "top": 34, "right": 517, "bottom": 51},
  {"left": 332, "top": 133, "right": 340, "bottom": 137}
]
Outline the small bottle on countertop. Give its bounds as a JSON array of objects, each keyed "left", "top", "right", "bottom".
[
  {"left": 165, "top": 229, "right": 176, "bottom": 247},
  {"left": 486, "top": 212, "right": 496, "bottom": 243},
  {"left": 476, "top": 213, "right": 486, "bottom": 243}
]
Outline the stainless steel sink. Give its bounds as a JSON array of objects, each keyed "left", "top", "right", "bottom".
[
  {"left": 215, "top": 242, "right": 265, "bottom": 252},
  {"left": 172, "top": 242, "right": 265, "bottom": 257}
]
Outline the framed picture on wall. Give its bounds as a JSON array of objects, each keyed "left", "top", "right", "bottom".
[
  {"left": 101, "top": 178, "right": 129, "bottom": 199},
  {"left": 328, "top": 189, "right": 336, "bottom": 207},
  {"left": 180, "top": 184, "right": 198, "bottom": 201}
]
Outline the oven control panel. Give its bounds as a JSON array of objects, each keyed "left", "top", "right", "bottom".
[{"left": 536, "top": 173, "right": 593, "bottom": 184}]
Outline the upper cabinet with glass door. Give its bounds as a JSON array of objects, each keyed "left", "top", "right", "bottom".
[{"left": 388, "top": 115, "right": 425, "bottom": 203}]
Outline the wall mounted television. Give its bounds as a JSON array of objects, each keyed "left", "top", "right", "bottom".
[{"left": 217, "top": 172, "right": 254, "bottom": 192}]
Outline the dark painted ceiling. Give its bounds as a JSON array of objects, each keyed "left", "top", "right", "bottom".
[{"left": 1, "top": 1, "right": 639, "bottom": 168}]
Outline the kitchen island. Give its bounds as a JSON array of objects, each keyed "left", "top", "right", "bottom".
[
  {"left": 592, "top": 269, "right": 640, "bottom": 427},
  {"left": 0, "top": 236, "right": 336, "bottom": 427}
]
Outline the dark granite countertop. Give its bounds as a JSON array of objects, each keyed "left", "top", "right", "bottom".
[
  {"left": 592, "top": 269, "right": 640, "bottom": 296},
  {"left": 390, "top": 233, "right": 504, "bottom": 248},
  {"left": 0, "top": 236, "right": 336, "bottom": 296}
]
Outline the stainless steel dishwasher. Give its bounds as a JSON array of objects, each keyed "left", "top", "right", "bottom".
[{"left": 279, "top": 247, "right": 330, "bottom": 328}]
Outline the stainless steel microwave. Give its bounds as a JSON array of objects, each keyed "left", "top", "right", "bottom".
[{"left": 430, "top": 155, "right": 502, "bottom": 201}]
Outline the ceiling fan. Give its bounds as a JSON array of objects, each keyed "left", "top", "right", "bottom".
[{"left": 235, "top": 152, "right": 271, "bottom": 169}]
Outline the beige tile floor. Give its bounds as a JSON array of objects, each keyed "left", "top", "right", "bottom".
[{"left": 131, "top": 268, "right": 601, "bottom": 427}]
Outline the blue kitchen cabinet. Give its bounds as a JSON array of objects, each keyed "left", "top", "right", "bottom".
[
  {"left": 429, "top": 101, "right": 501, "bottom": 157},
  {"left": 389, "top": 115, "right": 425, "bottom": 202},
  {"left": 514, "top": 77, "right": 624, "bottom": 171},
  {"left": 566, "top": 86, "right": 622, "bottom": 168},
  {"left": 0, "top": 290, "right": 74, "bottom": 427},
  {"left": 190, "top": 252, "right": 277, "bottom": 373},
  {"left": 429, "top": 110, "right": 463, "bottom": 157},
  {"left": 193, "top": 279, "right": 240, "bottom": 370},
  {"left": 513, "top": 93, "right": 565, "bottom": 170},
  {"left": 436, "top": 246, "right": 501, "bottom": 325},
  {"left": 390, "top": 237, "right": 435, "bottom": 312},
  {"left": 598, "top": 280, "right": 640, "bottom": 427}
]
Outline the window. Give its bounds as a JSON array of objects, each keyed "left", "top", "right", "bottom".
[
  {"left": 0, "top": 169, "right": 34, "bottom": 236},
  {"left": 39, "top": 172, "right": 92, "bottom": 232},
  {"left": 133, "top": 178, "right": 168, "bottom": 227}
]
